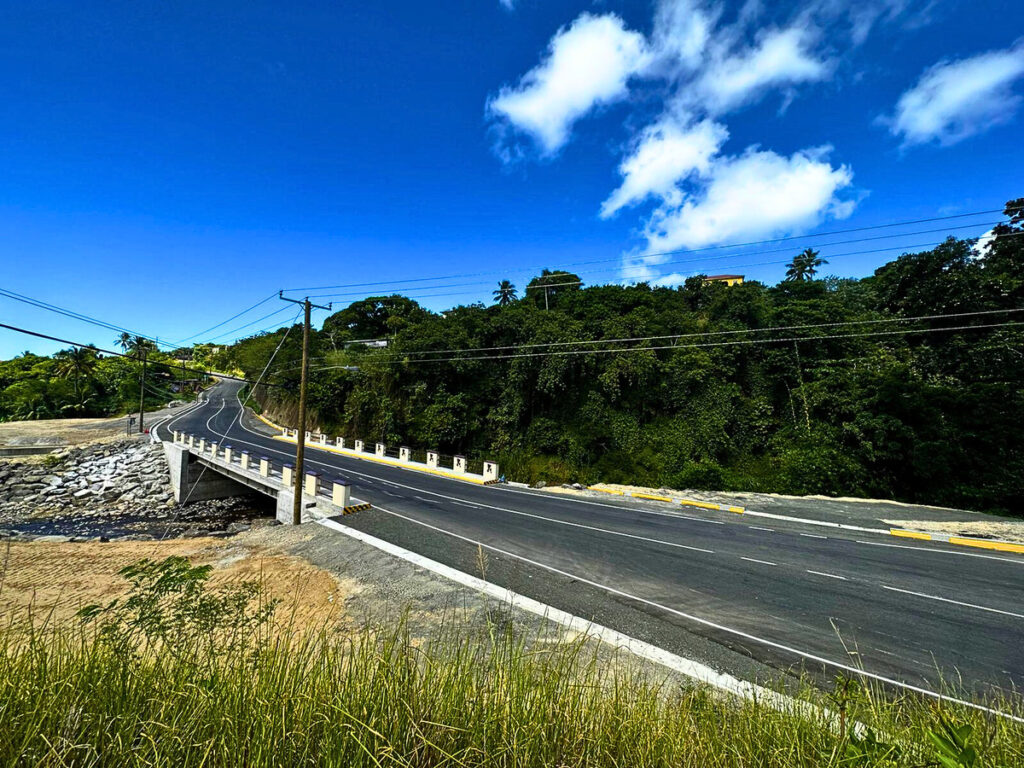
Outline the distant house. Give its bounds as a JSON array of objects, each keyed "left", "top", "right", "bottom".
[{"left": 703, "top": 274, "right": 744, "bottom": 287}]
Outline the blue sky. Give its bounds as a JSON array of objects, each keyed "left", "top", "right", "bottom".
[{"left": 1, "top": 0, "right": 1022, "bottom": 358}]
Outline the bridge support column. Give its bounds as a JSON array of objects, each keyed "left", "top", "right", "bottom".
[
  {"left": 162, "top": 443, "right": 252, "bottom": 504},
  {"left": 275, "top": 488, "right": 317, "bottom": 525}
]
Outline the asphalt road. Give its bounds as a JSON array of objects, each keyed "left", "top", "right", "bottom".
[{"left": 156, "top": 381, "right": 1024, "bottom": 705}]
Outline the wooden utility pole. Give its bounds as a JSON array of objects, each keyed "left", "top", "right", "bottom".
[
  {"left": 279, "top": 292, "right": 332, "bottom": 524},
  {"left": 138, "top": 346, "right": 148, "bottom": 434}
]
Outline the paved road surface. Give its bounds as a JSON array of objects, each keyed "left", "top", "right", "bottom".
[{"left": 156, "top": 381, "right": 1024, "bottom": 705}]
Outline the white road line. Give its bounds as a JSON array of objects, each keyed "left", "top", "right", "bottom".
[
  {"left": 880, "top": 585, "right": 1024, "bottom": 620},
  {"left": 855, "top": 539, "right": 1024, "bottom": 565},
  {"left": 748, "top": 526, "right": 774, "bottom": 532},
  {"left": 382, "top": 491, "right": 403, "bottom": 498},
  {"left": 414, "top": 496, "right": 441, "bottom": 505},
  {"left": 333, "top": 504, "right": 1022, "bottom": 723},
  {"left": 741, "top": 557, "right": 777, "bottom": 566},
  {"left": 806, "top": 570, "right": 847, "bottom": 581},
  {"left": 453, "top": 501, "right": 481, "bottom": 509},
  {"left": 800, "top": 533, "right": 828, "bottom": 540},
  {"left": 205, "top": 407, "right": 726, "bottom": 558}
]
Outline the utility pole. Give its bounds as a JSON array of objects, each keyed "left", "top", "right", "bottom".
[
  {"left": 138, "top": 345, "right": 148, "bottom": 434},
  {"left": 279, "top": 292, "right": 332, "bottom": 524}
]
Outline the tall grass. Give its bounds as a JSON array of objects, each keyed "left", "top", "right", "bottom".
[{"left": 1, "top": 559, "right": 1021, "bottom": 766}]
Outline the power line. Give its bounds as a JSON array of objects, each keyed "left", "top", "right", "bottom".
[
  {"left": 363, "top": 308, "right": 1024, "bottom": 359},
  {"left": 177, "top": 292, "right": 279, "bottom": 343},
  {"left": 298, "top": 224, "right": 1015, "bottom": 305},
  {"left": 355, "top": 320, "right": 1024, "bottom": 366},
  {"left": 0, "top": 286, "right": 186, "bottom": 350},
  {"left": 283, "top": 207, "right": 1015, "bottom": 293},
  {"left": 0, "top": 321, "right": 288, "bottom": 389},
  {"left": 202, "top": 304, "right": 298, "bottom": 342}
]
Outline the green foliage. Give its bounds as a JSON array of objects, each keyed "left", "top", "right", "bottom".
[
  {"left": 77, "top": 556, "right": 277, "bottom": 660},
  {"left": 929, "top": 714, "right": 985, "bottom": 768}
]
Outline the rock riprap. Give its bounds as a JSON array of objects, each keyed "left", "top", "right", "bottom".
[{"left": 0, "top": 440, "right": 271, "bottom": 541}]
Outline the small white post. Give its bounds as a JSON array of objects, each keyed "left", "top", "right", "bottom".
[
  {"left": 332, "top": 480, "right": 351, "bottom": 508},
  {"left": 282, "top": 464, "right": 293, "bottom": 487},
  {"left": 453, "top": 455, "right": 466, "bottom": 474},
  {"left": 304, "top": 472, "right": 319, "bottom": 496},
  {"left": 259, "top": 457, "right": 270, "bottom": 477},
  {"left": 426, "top": 451, "right": 439, "bottom": 469},
  {"left": 399, "top": 446, "right": 411, "bottom": 462},
  {"left": 375, "top": 442, "right": 386, "bottom": 458},
  {"left": 199, "top": 438, "right": 207, "bottom": 453},
  {"left": 336, "top": 437, "right": 345, "bottom": 449},
  {"left": 240, "top": 451, "right": 250, "bottom": 470},
  {"left": 319, "top": 434, "right": 328, "bottom": 445},
  {"left": 223, "top": 445, "right": 233, "bottom": 463},
  {"left": 354, "top": 439, "right": 364, "bottom": 453},
  {"left": 483, "top": 461, "right": 499, "bottom": 482}
]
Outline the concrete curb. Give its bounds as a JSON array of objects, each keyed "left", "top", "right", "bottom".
[
  {"left": 588, "top": 485, "right": 1024, "bottom": 556},
  {"left": 341, "top": 502, "right": 372, "bottom": 515},
  {"left": 589, "top": 485, "right": 745, "bottom": 514},
  {"left": 254, "top": 412, "right": 285, "bottom": 431}
]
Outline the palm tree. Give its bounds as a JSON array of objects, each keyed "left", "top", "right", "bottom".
[
  {"left": 116, "top": 332, "right": 133, "bottom": 353},
  {"left": 785, "top": 248, "right": 828, "bottom": 282},
  {"left": 53, "top": 346, "right": 98, "bottom": 403},
  {"left": 493, "top": 280, "right": 518, "bottom": 306}
]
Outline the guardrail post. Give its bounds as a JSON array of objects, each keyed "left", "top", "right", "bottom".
[
  {"left": 259, "top": 457, "right": 270, "bottom": 477},
  {"left": 240, "top": 451, "right": 250, "bottom": 470},
  {"left": 223, "top": 445, "right": 233, "bottom": 463},
  {"left": 336, "top": 437, "right": 345, "bottom": 449},
  {"left": 426, "top": 451, "right": 439, "bottom": 469},
  {"left": 172, "top": 430, "right": 179, "bottom": 443},
  {"left": 483, "top": 461, "right": 499, "bottom": 482},
  {"left": 305, "top": 431, "right": 312, "bottom": 442},
  {"left": 282, "top": 464, "right": 293, "bottom": 487},
  {"left": 210, "top": 442, "right": 219, "bottom": 458},
  {"left": 332, "top": 480, "right": 351, "bottom": 507},
  {"left": 399, "top": 446, "right": 411, "bottom": 462},
  {"left": 199, "top": 438, "right": 206, "bottom": 453},
  {"left": 304, "top": 471, "right": 320, "bottom": 497},
  {"left": 354, "top": 439, "right": 364, "bottom": 453},
  {"left": 319, "top": 434, "right": 327, "bottom": 445},
  {"left": 453, "top": 455, "right": 466, "bottom": 474},
  {"left": 375, "top": 442, "right": 386, "bottom": 458}
]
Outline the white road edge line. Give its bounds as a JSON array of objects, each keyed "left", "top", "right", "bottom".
[
  {"left": 316, "top": 516, "right": 822, "bottom": 721},
  {"left": 880, "top": 585, "right": 1024, "bottom": 620},
  {"left": 321, "top": 507, "right": 1024, "bottom": 724},
  {"left": 807, "top": 570, "right": 847, "bottom": 581},
  {"left": 854, "top": 540, "right": 1024, "bottom": 565}
]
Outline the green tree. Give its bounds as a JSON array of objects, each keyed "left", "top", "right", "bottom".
[
  {"left": 493, "top": 280, "right": 517, "bottom": 306},
  {"left": 53, "top": 346, "right": 99, "bottom": 404},
  {"left": 785, "top": 248, "right": 828, "bottom": 281}
]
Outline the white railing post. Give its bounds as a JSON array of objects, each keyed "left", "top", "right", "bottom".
[
  {"left": 399, "top": 446, "right": 411, "bottom": 462},
  {"left": 259, "top": 457, "right": 270, "bottom": 477},
  {"left": 426, "top": 451, "right": 439, "bottom": 469},
  {"left": 332, "top": 480, "right": 351, "bottom": 507},
  {"left": 375, "top": 442, "right": 386, "bottom": 458},
  {"left": 240, "top": 451, "right": 250, "bottom": 470},
  {"left": 453, "top": 455, "right": 466, "bottom": 474},
  {"left": 282, "top": 464, "right": 293, "bottom": 487},
  {"left": 304, "top": 471, "right": 319, "bottom": 497},
  {"left": 483, "top": 461, "right": 499, "bottom": 482}
]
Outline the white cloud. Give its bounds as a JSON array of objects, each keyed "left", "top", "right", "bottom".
[
  {"left": 601, "top": 119, "right": 728, "bottom": 218},
  {"left": 642, "top": 146, "right": 854, "bottom": 254},
  {"left": 886, "top": 41, "right": 1024, "bottom": 146},
  {"left": 692, "top": 26, "right": 832, "bottom": 115},
  {"left": 650, "top": 0, "right": 717, "bottom": 73},
  {"left": 488, "top": 14, "right": 649, "bottom": 154}
]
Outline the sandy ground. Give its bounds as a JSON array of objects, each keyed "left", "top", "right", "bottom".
[
  {"left": 883, "top": 518, "right": 1024, "bottom": 544},
  {"left": 0, "top": 535, "right": 353, "bottom": 631},
  {"left": 0, "top": 416, "right": 130, "bottom": 447}
]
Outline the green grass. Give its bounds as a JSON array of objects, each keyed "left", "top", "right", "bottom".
[{"left": 1, "top": 558, "right": 1022, "bottom": 766}]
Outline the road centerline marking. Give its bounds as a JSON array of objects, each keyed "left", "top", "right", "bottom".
[
  {"left": 879, "top": 585, "right": 1024, "bottom": 620},
  {"left": 806, "top": 570, "right": 847, "bottom": 581},
  {"left": 740, "top": 557, "right": 777, "bottom": 566}
]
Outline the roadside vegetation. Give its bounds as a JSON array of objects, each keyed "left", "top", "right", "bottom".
[
  {"left": 1, "top": 556, "right": 1021, "bottom": 766},
  {"left": 219, "top": 199, "right": 1024, "bottom": 514}
]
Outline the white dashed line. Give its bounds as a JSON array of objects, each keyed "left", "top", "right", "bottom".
[
  {"left": 741, "top": 557, "right": 777, "bottom": 566},
  {"left": 800, "top": 533, "right": 828, "bottom": 539},
  {"left": 453, "top": 501, "right": 481, "bottom": 509},
  {"left": 880, "top": 585, "right": 1024, "bottom": 620},
  {"left": 806, "top": 570, "right": 847, "bottom": 581},
  {"left": 414, "top": 496, "right": 441, "bottom": 505}
]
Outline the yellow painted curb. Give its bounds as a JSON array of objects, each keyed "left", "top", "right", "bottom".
[
  {"left": 342, "top": 502, "right": 372, "bottom": 516},
  {"left": 948, "top": 537, "right": 1024, "bottom": 554},
  {"left": 588, "top": 486, "right": 746, "bottom": 514},
  {"left": 275, "top": 436, "right": 490, "bottom": 486},
  {"left": 255, "top": 412, "right": 285, "bottom": 431},
  {"left": 890, "top": 529, "right": 932, "bottom": 540}
]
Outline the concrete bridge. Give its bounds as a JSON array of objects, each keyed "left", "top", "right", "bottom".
[{"left": 163, "top": 430, "right": 369, "bottom": 523}]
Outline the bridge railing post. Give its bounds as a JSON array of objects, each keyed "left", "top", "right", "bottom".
[
  {"left": 336, "top": 437, "right": 345, "bottom": 449},
  {"left": 240, "top": 451, "right": 250, "bottom": 470},
  {"left": 282, "top": 463, "right": 293, "bottom": 487},
  {"left": 259, "top": 457, "right": 270, "bottom": 477},
  {"left": 399, "top": 446, "right": 411, "bottom": 462},
  {"left": 319, "top": 434, "right": 327, "bottom": 446},
  {"left": 332, "top": 480, "right": 351, "bottom": 508},
  {"left": 426, "top": 451, "right": 439, "bottom": 469},
  {"left": 304, "top": 471, "right": 320, "bottom": 497},
  {"left": 483, "top": 461, "right": 499, "bottom": 482},
  {"left": 223, "top": 445, "right": 233, "bottom": 464},
  {"left": 199, "top": 438, "right": 207, "bottom": 453},
  {"left": 210, "top": 442, "right": 219, "bottom": 458},
  {"left": 354, "top": 439, "right": 364, "bottom": 453},
  {"left": 375, "top": 442, "right": 386, "bottom": 458},
  {"left": 453, "top": 455, "right": 466, "bottom": 474}
]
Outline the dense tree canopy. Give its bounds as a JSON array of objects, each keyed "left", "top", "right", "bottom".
[{"left": 215, "top": 202, "right": 1024, "bottom": 514}]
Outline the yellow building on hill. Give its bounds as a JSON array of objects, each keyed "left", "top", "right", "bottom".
[{"left": 703, "top": 274, "right": 745, "bottom": 287}]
